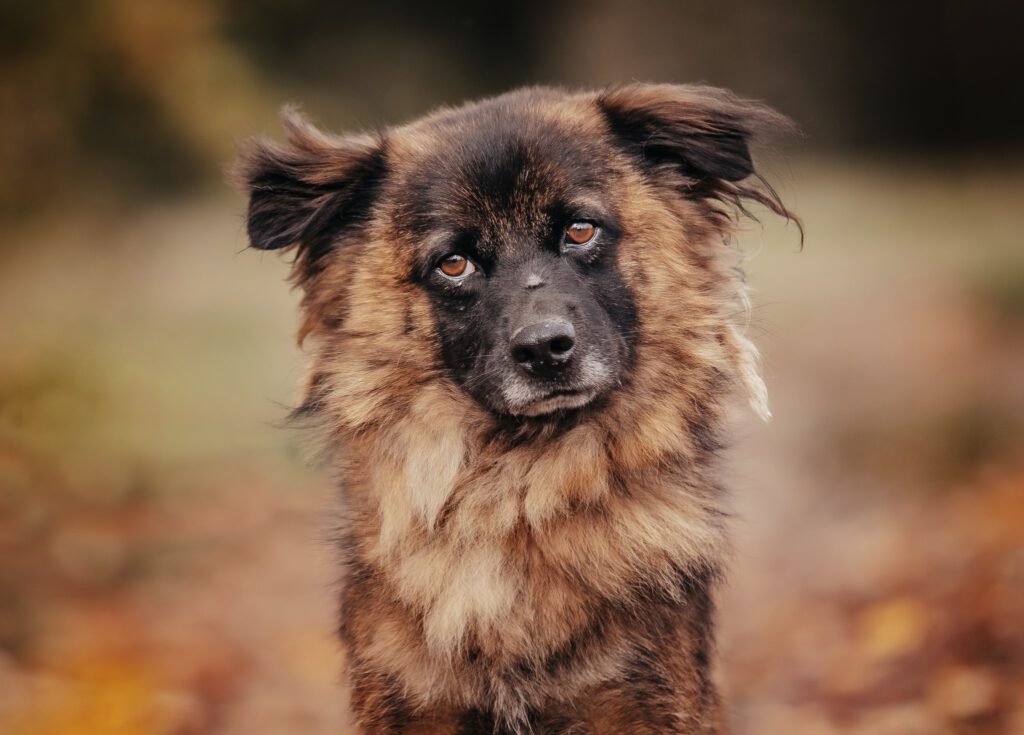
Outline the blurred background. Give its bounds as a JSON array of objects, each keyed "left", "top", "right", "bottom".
[{"left": 1, "top": 2, "right": 1022, "bottom": 733}]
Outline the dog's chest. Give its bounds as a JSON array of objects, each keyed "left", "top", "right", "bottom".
[
  {"left": 364, "top": 413, "right": 619, "bottom": 654},
  {"left": 365, "top": 524, "right": 632, "bottom": 716},
  {"left": 385, "top": 509, "right": 586, "bottom": 661}
]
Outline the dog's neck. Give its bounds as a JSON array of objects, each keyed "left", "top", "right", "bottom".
[{"left": 329, "top": 378, "right": 729, "bottom": 658}]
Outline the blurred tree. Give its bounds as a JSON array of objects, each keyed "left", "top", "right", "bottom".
[
  {"left": 1, "top": 0, "right": 1021, "bottom": 220},
  {"left": 0, "top": 0, "right": 267, "bottom": 220}
]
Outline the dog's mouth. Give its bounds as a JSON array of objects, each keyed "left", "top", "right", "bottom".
[
  {"left": 515, "top": 389, "right": 598, "bottom": 417},
  {"left": 487, "top": 352, "right": 617, "bottom": 418}
]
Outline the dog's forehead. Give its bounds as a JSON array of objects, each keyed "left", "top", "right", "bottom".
[{"left": 389, "top": 96, "right": 615, "bottom": 255}]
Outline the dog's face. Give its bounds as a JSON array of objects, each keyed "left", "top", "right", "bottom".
[
  {"left": 238, "top": 85, "right": 794, "bottom": 427},
  {"left": 396, "top": 105, "right": 640, "bottom": 416}
]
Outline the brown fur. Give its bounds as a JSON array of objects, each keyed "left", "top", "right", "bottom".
[{"left": 236, "top": 84, "right": 798, "bottom": 734}]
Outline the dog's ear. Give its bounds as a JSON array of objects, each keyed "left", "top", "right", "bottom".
[
  {"left": 597, "top": 83, "right": 789, "bottom": 185},
  {"left": 234, "top": 107, "right": 386, "bottom": 271},
  {"left": 598, "top": 83, "right": 800, "bottom": 239}
]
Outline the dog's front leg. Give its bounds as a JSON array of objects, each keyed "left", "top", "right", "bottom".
[
  {"left": 572, "top": 679, "right": 724, "bottom": 735},
  {"left": 347, "top": 668, "right": 463, "bottom": 735}
]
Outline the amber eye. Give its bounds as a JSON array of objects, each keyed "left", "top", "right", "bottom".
[
  {"left": 437, "top": 254, "right": 476, "bottom": 279},
  {"left": 564, "top": 222, "right": 597, "bottom": 247}
]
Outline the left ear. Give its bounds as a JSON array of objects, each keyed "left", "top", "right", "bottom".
[{"left": 597, "top": 83, "right": 788, "bottom": 184}]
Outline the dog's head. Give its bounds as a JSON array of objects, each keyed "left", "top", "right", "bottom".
[{"left": 237, "top": 85, "right": 796, "bottom": 431}]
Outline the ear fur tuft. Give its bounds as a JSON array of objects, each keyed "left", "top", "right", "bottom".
[
  {"left": 233, "top": 107, "right": 387, "bottom": 272},
  {"left": 598, "top": 83, "right": 802, "bottom": 240}
]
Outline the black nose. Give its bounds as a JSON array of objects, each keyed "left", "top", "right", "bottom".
[{"left": 510, "top": 319, "right": 576, "bottom": 375}]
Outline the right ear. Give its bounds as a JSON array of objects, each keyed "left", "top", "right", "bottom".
[{"left": 234, "top": 107, "right": 386, "bottom": 271}]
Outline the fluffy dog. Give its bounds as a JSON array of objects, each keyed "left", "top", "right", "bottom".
[{"left": 237, "top": 83, "right": 797, "bottom": 734}]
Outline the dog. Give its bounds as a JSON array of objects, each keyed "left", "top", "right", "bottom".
[{"left": 236, "top": 83, "right": 797, "bottom": 734}]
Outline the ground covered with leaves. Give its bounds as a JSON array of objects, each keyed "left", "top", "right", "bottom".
[{"left": 1, "top": 161, "right": 1022, "bottom": 733}]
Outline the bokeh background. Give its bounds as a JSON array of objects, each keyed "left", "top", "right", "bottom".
[{"left": 2, "top": 2, "right": 1023, "bottom": 733}]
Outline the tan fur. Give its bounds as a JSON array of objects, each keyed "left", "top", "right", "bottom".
[{"left": 238, "top": 84, "right": 798, "bottom": 734}]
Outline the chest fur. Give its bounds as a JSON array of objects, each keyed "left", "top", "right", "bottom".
[{"left": 344, "top": 400, "right": 725, "bottom": 661}]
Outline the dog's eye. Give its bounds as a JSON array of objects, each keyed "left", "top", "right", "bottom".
[
  {"left": 563, "top": 222, "right": 598, "bottom": 247},
  {"left": 437, "top": 254, "right": 476, "bottom": 279}
]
